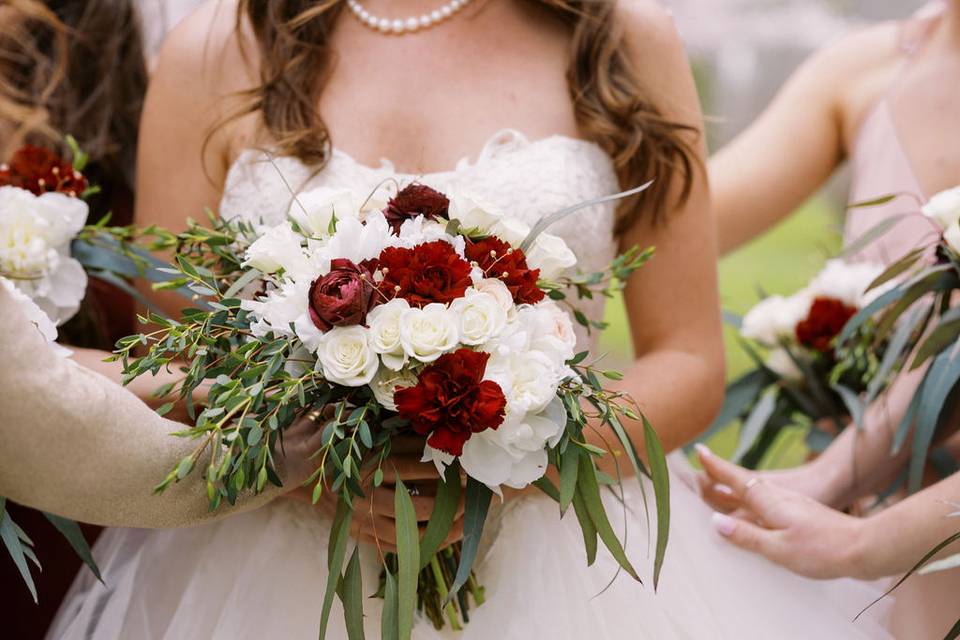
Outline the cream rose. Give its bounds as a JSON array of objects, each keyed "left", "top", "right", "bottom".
[
  {"left": 315, "top": 325, "right": 379, "bottom": 386},
  {"left": 244, "top": 222, "right": 308, "bottom": 276},
  {"left": 399, "top": 303, "right": 459, "bottom": 363},
  {"left": 450, "top": 288, "right": 508, "bottom": 346},
  {"left": 521, "top": 302, "right": 578, "bottom": 368},
  {"left": 369, "top": 366, "right": 419, "bottom": 411},
  {"left": 526, "top": 232, "right": 577, "bottom": 280},
  {"left": 368, "top": 298, "right": 410, "bottom": 370}
]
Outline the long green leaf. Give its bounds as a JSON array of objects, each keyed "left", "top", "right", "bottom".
[
  {"left": 913, "top": 306, "right": 960, "bottom": 369},
  {"left": 865, "top": 247, "right": 925, "bottom": 292},
  {"left": 0, "top": 503, "right": 37, "bottom": 603},
  {"left": 340, "top": 547, "right": 365, "bottom": 640},
  {"left": 223, "top": 267, "right": 263, "bottom": 300},
  {"left": 394, "top": 479, "right": 420, "bottom": 640},
  {"left": 380, "top": 569, "right": 399, "bottom": 640},
  {"left": 910, "top": 349, "right": 960, "bottom": 492},
  {"left": 838, "top": 278, "right": 913, "bottom": 345},
  {"left": 867, "top": 306, "right": 927, "bottom": 403},
  {"left": 831, "top": 384, "right": 865, "bottom": 431},
  {"left": 43, "top": 512, "right": 101, "bottom": 582},
  {"left": 732, "top": 391, "right": 778, "bottom": 462},
  {"left": 571, "top": 488, "right": 598, "bottom": 565},
  {"left": 418, "top": 463, "right": 461, "bottom": 570},
  {"left": 642, "top": 417, "right": 670, "bottom": 590},
  {"left": 892, "top": 386, "right": 923, "bottom": 455},
  {"left": 319, "top": 497, "right": 352, "bottom": 639},
  {"left": 576, "top": 453, "right": 640, "bottom": 582},
  {"left": 533, "top": 477, "right": 560, "bottom": 502},
  {"left": 445, "top": 478, "right": 492, "bottom": 604},
  {"left": 702, "top": 368, "right": 770, "bottom": 435},
  {"left": 839, "top": 213, "right": 908, "bottom": 257},
  {"left": 559, "top": 444, "right": 580, "bottom": 515},
  {"left": 857, "top": 531, "right": 960, "bottom": 621}
]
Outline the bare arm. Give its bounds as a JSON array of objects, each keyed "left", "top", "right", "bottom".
[
  {"left": 0, "top": 286, "right": 322, "bottom": 528},
  {"left": 711, "top": 25, "right": 899, "bottom": 255},
  {"left": 599, "top": 3, "right": 725, "bottom": 458}
]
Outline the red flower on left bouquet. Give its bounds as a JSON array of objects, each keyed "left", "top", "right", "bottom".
[
  {"left": 394, "top": 348, "right": 506, "bottom": 456},
  {"left": 0, "top": 145, "right": 88, "bottom": 197},
  {"left": 796, "top": 297, "right": 857, "bottom": 353}
]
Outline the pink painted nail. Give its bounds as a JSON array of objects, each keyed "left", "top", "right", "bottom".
[
  {"left": 694, "top": 443, "right": 712, "bottom": 458},
  {"left": 712, "top": 512, "right": 736, "bottom": 537},
  {"left": 714, "top": 484, "right": 735, "bottom": 497}
]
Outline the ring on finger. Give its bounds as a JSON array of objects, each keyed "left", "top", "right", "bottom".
[
  {"left": 409, "top": 483, "right": 420, "bottom": 497},
  {"left": 744, "top": 477, "right": 761, "bottom": 493},
  {"left": 306, "top": 409, "right": 323, "bottom": 423}
]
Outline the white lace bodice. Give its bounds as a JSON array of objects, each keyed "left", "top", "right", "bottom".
[{"left": 219, "top": 129, "right": 620, "bottom": 345}]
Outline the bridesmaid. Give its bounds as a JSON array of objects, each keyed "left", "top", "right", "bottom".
[{"left": 706, "top": 2, "right": 960, "bottom": 636}]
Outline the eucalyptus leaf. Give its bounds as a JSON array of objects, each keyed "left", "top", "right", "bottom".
[
  {"left": 394, "top": 479, "right": 420, "bottom": 640},
  {"left": 0, "top": 505, "right": 37, "bottom": 603},
  {"left": 340, "top": 546, "right": 365, "bottom": 640},
  {"left": 643, "top": 416, "right": 670, "bottom": 591},
  {"left": 839, "top": 213, "right": 908, "bottom": 257},
  {"left": 909, "top": 349, "right": 960, "bottom": 492},
  {"left": 732, "top": 391, "right": 778, "bottom": 463},
  {"left": 576, "top": 453, "right": 640, "bottom": 582},
  {"left": 571, "top": 487, "right": 598, "bottom": 565},
  {"left": 912, "top": 306, "right": 960, "bottom": 369},
  {"left": 419, "top": 463, "right": 461, "bottom": 570},
  {"left": 43, "top": 512, "right": 102, "bottom": 582},
  {"left": 381, "top": 569, "right": 399, "bottom": 640},
  {"left": 319, "top": 498, "right": 352, "bottom": 638},
  {"left": 559, "top": 443, "right": 580, "bottom": 515},
  {"left": 446, "top": 478, "right": 492, "bottom": 605}
]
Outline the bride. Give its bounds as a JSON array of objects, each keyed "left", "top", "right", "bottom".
[{"left": 51, "top": 1, "right": 890, "bottom": 637}]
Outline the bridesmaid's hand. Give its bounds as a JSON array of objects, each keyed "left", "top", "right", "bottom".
[
  {"left": 287, "top": 436, "right": 466, "bottom": 553},
  {"left": 697, "top": 445, "right": 869, "bottom": 580}
]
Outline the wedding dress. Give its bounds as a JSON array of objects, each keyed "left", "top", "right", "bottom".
[{"left": 50, "top": 130, "right": 891, "bottom": 639}]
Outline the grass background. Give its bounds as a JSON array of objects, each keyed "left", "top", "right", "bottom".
[{"left": 597, "top": 197, "right": 843, "bottom": 468}]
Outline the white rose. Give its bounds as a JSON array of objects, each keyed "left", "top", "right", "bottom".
[
  {"left": 316, "top": 325, "right": 379, "bottom": 387},
  {"left": 922, "top": 186, "right": 960, "bottom": 230},
  {"left": 485, "top": 349, "right": 560, "bottom": 416},
  {"left": 447, "top": 193, "right": 504, "bottom": 232},
  {"left": 526, "top": 232, "right": 577, "bottom": 280},
  {"left": 765, "top": 347, "right": 802, "bottom": 382},
  {"left": 473, "top": 278, "right": 514, "bottom": 316},
  {"left": 399, "top": 303, "right": 459, "bottom": 363},
  {"left": 489, "top": 217, "right": 531, "bottom": 247},
  {"left": 0, "top": 186, "right": 88, "bottom": 324},
  {"left": 741, "top": 293, "right": 812, "bottom": 346},
  {"left": 244, "top": 222, "right": 309, "bottom": 277},
  {"left": 368, "top": 298, "right": 410, "bottom": 369},
  {"left": 369, "top": 366, "right": 419, "bottom": 411},
  {"left": 945, "top": 222, "right": 960, "bottom": 254},
  {"left": 520, "top": 302, "right": 577, "bottom": 368},
  {"left": 450, "top": 288, "right": 507, "bottom": 346},
  {"left": 289, "top": 187, "right": 358, "bottom": 238},
  {"left": 808, "top": 259, "right": 883, "bottom": 307}
]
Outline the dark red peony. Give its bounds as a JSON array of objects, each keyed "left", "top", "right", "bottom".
[
  {"left": 795, "top": 297, "right": 858, "bottom": 353},
  {"left": 308, "top": 259, "right": 375, "bottom": 331},
  {"left": 394, "top": 349, "right": 507, "bottom": 455},
  {"left": 0, "top": 145, "right": 88, "bottom": 197},
  {"left": 464, "top": 236, "right": 544, "bottom": 305},
  {"left": 377, "top": 240, "right": 472, "bottom": 307},
  {"left": 384, "top": 183, "right": 450, "bottom": 234}
]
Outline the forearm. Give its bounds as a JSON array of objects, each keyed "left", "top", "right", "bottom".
[{"left": 855, "top": 471, "right": 960, "bottom": 579}]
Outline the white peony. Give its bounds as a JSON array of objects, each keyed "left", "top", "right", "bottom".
[
  {"left": 765, "top": 347, "right": 803, "bottom": 382},
  {"left": 319, "top": 210, "right": 393, "bottom": 267},
  {"left": 922, "top": 186, "right": 960, "bottom": 230},
  {"left": 288, "top": 187, "right": 359, "bottom": 238},
  {"left": 242, "top": 279, "right": 309, "bottom": 340},
  {"left": 484, "top": 348, "right": 561, "bottom": 416},
  {"left": 489, "top": 217, "right": 531, "bottom": 247},
  {"left": 395, "top": 216, "right": 465, "bottom": 256},
  {"left": 807, "top": 259, "right": 883, "bottom": 307},
  {"left": 519, "top": 302, "right": 577, "bottom": 368},
  {"left": 399, "top": 303, "right": 459, "bottom": 363},
  {"left": 243, "top": 222, "right": 310, "bottom": 277},
  {"left": 1, "top": 276, "right": 64, "bottom": 353},
  {"left": 473, "top": 278, "right": 515, "bottom": 317},
  {"left": 369, "top": 366, "right": 419, "bottom": 411},
  {"left": 0, "top": 186, "right": 88, "bottom": 325},
  {"left": 526, "top": 232, "right": 577, "bottom": 280},
  {"left": 315, "top": 325, "right": 379, "bottom": 387},
  {"left": 367, "top": 297, "right": 410, "bottom": 370},
  {"left": 450, "top": 288, "right": 507, "bottom": 346},
  {"left": 459, "top": 399, "right": 567, "bottom": 489},
  {"left": 741, "top": 293, "right": 812, "bottom": 346}
]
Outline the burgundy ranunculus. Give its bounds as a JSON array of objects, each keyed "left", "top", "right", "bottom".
[
  {"left": 795, "top": 296, "right": 857, "bottom": 353},
  {"left": 394, "top": 348, "right": 507, "bottom": 456},
  {"left": 377, "top": 240, "right": 472, "bottom": 307},
  {"left": 308, "top": 258, "right": 375, "bottom": 331},
  {"left": 464, "top": 236, "right": 544, "bottom": 305},
  {"left": 384, "top": 183, "right": 450, "bottom": 234},
  {"left": 0, "top": 145, "right": 88, "bottom": 197}
]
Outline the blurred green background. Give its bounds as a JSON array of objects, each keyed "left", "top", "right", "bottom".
[{"left": 598, "top": 197, "right": 842, "bottom": 468}]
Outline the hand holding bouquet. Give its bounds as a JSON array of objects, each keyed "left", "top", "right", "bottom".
[{"left": 115, "top": 181, "right": 670, "bottom": 637}]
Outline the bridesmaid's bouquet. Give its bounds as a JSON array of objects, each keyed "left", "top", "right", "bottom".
[
  {"left": 115, "top": 182, "right": 670, "bottom": 637},
  {"left": 707, "top": 259, "right": 886, "bottom": 468},
  {"left": 836, "top": 185, "right": 960, "bottom": 493}
]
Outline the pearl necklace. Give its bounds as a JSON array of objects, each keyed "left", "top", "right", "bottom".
[{"left": 346, "top": 0, "right": 473, "bottom": 34}]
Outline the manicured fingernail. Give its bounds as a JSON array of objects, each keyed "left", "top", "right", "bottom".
[
  {"left": 712, "top": 512, "right": 736, "bottom": 537},
  {"left": 714, "top": 484, "right": 735, "bottom": 497},
  {"left": 694, "top": 443, "right": 712, "bottom": 458}
]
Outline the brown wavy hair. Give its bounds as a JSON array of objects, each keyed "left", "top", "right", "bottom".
[
  {"left": 0, "top": 0, "right": 147, "bottom": 188},
  {"left": 230, "top": 0, "right": 698, "bottom": 233}
]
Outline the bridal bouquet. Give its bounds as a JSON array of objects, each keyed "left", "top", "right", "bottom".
[
  {"left": 115, "top": 182, "right": 669, "bottom": 637},
  {"left": 835, "top": 185, "right": 960, "bottom": 492},
  {"left": 707, "top": 259, "right": 886, "bottom": 468}
]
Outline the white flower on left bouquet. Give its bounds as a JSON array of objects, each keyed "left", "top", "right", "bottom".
[
  {"left": 243, "top": 221, "right": 311, "bottom": 278},
  {"left": 316, "top": 325, "right": 379, "bottom": 387},
  {"left": 0, "top": 186, "right": 87, "bottom": 324},
  {"left": 288, "top": 187, "right": 359, "bottom": 238},
  {"left": 923, "top": 186, "right": 960, "bottom": 229}
]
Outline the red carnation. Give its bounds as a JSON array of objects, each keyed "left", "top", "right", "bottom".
[
  {"left": 394, "top": 349, "right": 507, "bottom": 456},
  {"left": 377, "top": 240, "right": 472, "bottom": 307},
  {"left": 795, "top": 297, "right": 857, "bottom": 353},
  {"left": 384, "top": 183, "right": 450, "bottom": 234},
  {"left": 308, "top": 258, "right": 375, "bottom": 331},
  {"left": 0, "top": 145, "right": 88, "bottom": 197},
  {"left": 464, "top": 236, "right": 544, "bottom": 305}
]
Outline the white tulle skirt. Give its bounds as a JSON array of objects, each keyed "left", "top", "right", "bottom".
[{"left": 48, "top": 455, "right": 892, "bottom": 640}]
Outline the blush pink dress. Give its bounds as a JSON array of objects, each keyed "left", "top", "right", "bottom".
[{"left": 844, "top": 4, "right": 960, "bottom": 638}]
